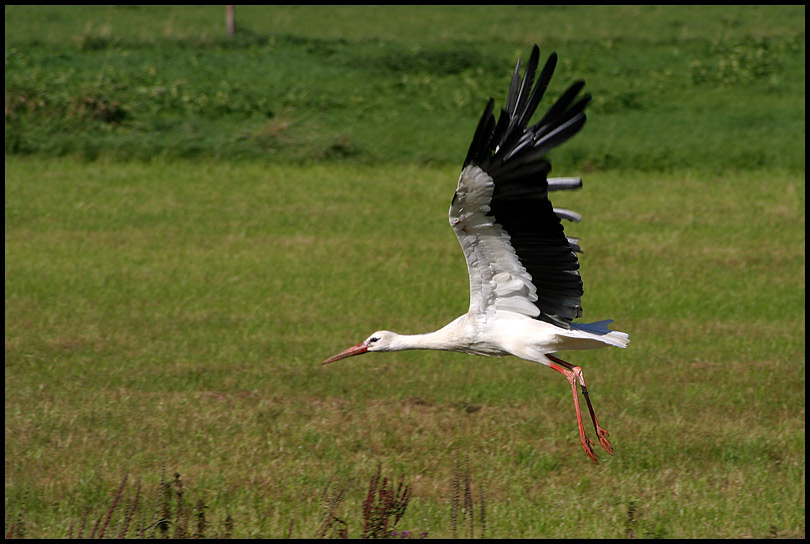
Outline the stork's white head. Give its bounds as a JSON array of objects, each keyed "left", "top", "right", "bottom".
[{"left": 322, "top": 330, "right": 399, "bottom": 364}]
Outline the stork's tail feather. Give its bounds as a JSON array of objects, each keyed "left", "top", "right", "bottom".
[{"left": 570, "top": 319, "right": 630, "bottom": 349}]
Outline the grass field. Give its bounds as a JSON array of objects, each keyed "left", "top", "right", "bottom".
[{"left": 5, "top": 5, "right": 806, "bottom": 539}]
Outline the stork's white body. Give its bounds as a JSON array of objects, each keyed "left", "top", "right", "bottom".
[
  {"left": 370, "top": 313, "right": 626, "bottom": 361},
  {"left": 323, "top": 46, "right": 629, "bottom": 464}
]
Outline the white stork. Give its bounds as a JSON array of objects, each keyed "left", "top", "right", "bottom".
[{"left": 323, "top": 45, "right": 629, "bottom": 464}]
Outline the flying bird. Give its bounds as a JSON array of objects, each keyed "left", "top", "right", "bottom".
[{"left": 323, "top": 45, "right": 629, "bottom": 464}]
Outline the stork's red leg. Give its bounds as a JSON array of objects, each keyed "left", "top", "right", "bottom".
[
  {"left": 547, "top": 354, "right": 614, "bottom": 461},
  {"left": 547, "top": 360, "right": 598, "bottom": 464},
  {"left": 580, "top": 383, "right": 614, "bottom": 456}
]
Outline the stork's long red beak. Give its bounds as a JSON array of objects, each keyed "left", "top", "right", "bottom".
[{"left": 322, "top": 342, "right": 368, "bottom": 365}]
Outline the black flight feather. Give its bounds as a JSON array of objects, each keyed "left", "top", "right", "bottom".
[{"left": 460, "top": 46, "right": 590, "bottom": 329}]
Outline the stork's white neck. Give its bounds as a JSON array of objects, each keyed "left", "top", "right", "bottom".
[
  {"left": 371, "top": 316, "right": 467, "bottom": 354},
  {"left": 388, "top": 330, "right": 458, "bottom": 352},
  {"left": 381, "top": 316, "right": 499, "bottom": 356}
]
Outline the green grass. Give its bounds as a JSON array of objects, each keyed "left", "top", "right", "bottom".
[
  {"left": 5, "top": 157, "right": 804, "bottom": 538},
  {"left": 4, "top": 5, "right": 806, "bottom": 539},
  {"left": 5, "top": 6, "right": 805, "bottom": 169}
]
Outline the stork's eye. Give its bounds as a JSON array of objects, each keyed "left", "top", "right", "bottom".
[{"left": 368, "top": 337, "right": 379, "bottom": 344}]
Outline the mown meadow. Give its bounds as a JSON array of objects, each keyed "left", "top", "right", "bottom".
[{"left": 5, "top": 5, "right": 805, "bottom": 538}]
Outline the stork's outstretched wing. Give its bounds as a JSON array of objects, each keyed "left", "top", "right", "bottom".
[{"left": 450, "top": 46, "right": 591, "bottom": 329}]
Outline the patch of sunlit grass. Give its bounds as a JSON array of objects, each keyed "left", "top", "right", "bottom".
[{"left": 6, "top": 154, "right": 804, "bottom": 537}]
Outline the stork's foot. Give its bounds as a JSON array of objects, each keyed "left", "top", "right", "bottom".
[
  {"left": 596, "top": 426, "right": 614, "bottom": 456},
  {"left": 580, "top": 433, "right": 599, "bottom": 464}
]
